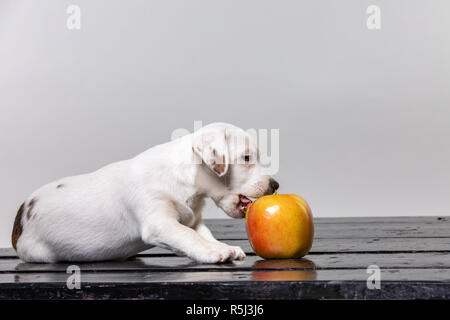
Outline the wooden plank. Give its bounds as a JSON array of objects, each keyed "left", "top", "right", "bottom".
[
  {"left": 138, "top": 238, "right": 450, "bottom": 255},
  {"left": 2, "top": 237, "right": 450, "bottom": 259},
  {"left": 209, "top": 227, "right": 450, "bottom": 239},
  {"left": 0, "top": 269, "right": 449, "bottom": 299},
  {"left": 1, "top": 252, "right": 450, "bottom": 273},
  {"left": 313, "top": 216, "right": 449, "bottom": 224},
  {"left": 3, "top": 268, "right": 450, "bottom": 282},
  {"left": 205, "top": 219, "right": 450, "bottom": 239},
  {"left": 205, "top": 217, "right": 449, "bottom": 225},
  {"left": 217, "top": 222, "right": 450, "bottom": 233},
  {"left": 0, "top": 249, "right": 16, "bottom": 258},
  {"left": 0, "top": 268, "right": 450, "bottom": 282}
]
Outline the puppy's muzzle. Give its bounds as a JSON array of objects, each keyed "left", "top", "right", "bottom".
[{"left": 265, "top": 178, "right": 279, "bottom": 195}]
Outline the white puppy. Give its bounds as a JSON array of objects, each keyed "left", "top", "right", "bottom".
[{"left": 12, "top": 123, "right": 279, "bottom": 263}]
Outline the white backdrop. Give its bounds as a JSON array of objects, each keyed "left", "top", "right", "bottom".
[{"left": 1, "top": 0, "right": 450, "bottom": 248}]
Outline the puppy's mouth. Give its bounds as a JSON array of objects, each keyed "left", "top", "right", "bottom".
[{"left": 237, "top": 195, "right": 252, "bottom": 216}]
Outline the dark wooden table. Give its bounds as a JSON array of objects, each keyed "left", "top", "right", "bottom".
[{"left": 0, "top": 217, "right": 449, "bottom": 299}]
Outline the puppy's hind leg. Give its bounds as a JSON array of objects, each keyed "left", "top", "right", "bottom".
[{"left": 17, "top": 238, "right": 58, "bottom": 263}]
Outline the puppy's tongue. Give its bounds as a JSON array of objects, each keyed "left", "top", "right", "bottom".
[
  {"left": 240, "top": 196, "right": 252, "bottom": 206},
  {"left": 238, "top": 195, "right": 252, "bottom": 216}
]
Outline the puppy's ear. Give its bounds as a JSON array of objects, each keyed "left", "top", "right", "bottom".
[{"left": 193, "top": 129, "right": 229, "bottom": 177}]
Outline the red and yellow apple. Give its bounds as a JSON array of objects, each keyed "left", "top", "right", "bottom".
[{"left": 245, "top": 194, "right": 314, "bottom": 259}]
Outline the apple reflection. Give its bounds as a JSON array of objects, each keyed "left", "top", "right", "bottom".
[{"left": 251, "top": 258, "right": 317, "bottom": 281}]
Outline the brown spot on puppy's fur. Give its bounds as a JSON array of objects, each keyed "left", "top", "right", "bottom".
[
  {"left": 56, "top": 184, "right": 64, "bottom": 188},
  {"left": 12, "top": 203, "right": 25, "bottom": 250},
  {"left": 26, "top": 198, "right": 37, "bottom": 220}
]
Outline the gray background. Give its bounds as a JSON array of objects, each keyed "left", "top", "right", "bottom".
[{"left": 1, "top": 0, "right": 449, "bottom": 248}]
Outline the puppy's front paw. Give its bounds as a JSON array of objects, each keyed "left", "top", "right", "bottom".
[
  {"left": 214, "top": 242, "right": 246, "bottom": 261},
  {"left": 193, "top": 245, "right": 241, "bottom": 264},
  {"left": 229, "top": 245, "right": 246, "bottom": 261}
]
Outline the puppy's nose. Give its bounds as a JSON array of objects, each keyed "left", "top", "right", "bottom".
[{"left": 269, "top": 178, "right": 279, "bottom": 193}]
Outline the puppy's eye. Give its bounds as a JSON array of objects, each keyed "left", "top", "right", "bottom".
[{"left": 242, "top": 154, "right": 251, "bottom": 162}]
